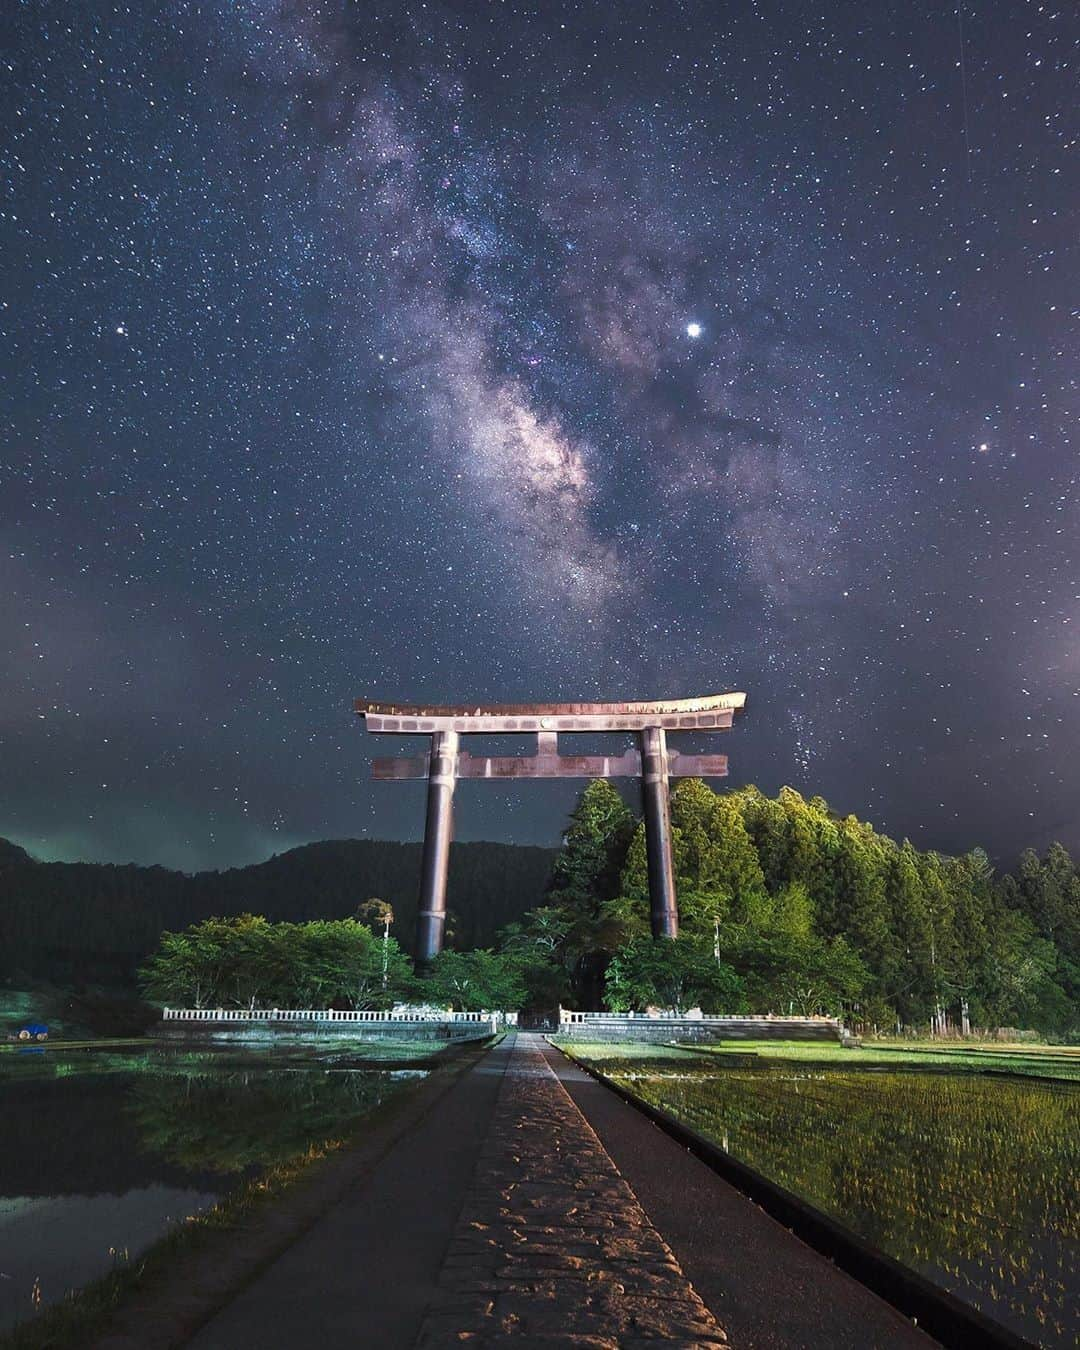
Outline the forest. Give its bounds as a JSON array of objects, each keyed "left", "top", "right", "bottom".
[
  {"left": 502, "top": 780, "right": 1080, "bottom": 1035},
  {"left": 5, "top": 780, "right": 1079, "bottom": 1036},
  {"left": 138, "top": 912, "right": 525, "bottom": 1014}
]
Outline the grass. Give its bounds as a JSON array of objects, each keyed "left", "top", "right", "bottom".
[{"left": 552, "top": 1038, "right": 1080, "bottom": 1081}]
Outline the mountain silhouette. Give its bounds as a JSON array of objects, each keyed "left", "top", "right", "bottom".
[{"left": 0, "top": 837, "right": 556, "bottom": 985}]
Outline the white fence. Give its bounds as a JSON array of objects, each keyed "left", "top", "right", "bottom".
[
  {"left": 558, "top": 1009, "right": 838, "bottom": 1025},
  {"left": 161, "top": 1007, "right": 515, "bottom": 1035}
]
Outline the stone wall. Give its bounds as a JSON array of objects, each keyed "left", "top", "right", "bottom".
[{"left": 556, "top": 1016, "right": 840, "bottom": 1044}]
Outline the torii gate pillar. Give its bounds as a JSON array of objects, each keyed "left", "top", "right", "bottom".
[
  {"left": 355, "top": 693, "right": 747, "bottom": 964},
  {"left": 415, "top": 729, "right": 459, "bottom": 964},
  {"left": 640, "top": 726, "right": 678, "bottom": 938}
]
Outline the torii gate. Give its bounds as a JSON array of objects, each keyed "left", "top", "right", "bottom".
[{"left": 355, "top": 692, "right": 747, "bottom": 963}]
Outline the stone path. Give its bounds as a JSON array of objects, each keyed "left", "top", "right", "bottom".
[{"left": 416, "top": 1033, "right": 729, "bottom": 1347}]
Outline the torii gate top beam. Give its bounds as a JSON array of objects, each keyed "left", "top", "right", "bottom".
[
  {"left": 355, "top": 691, "right": 746, "bottom": 736},
  {"left": 355, "top": 691, "right": 748, "bottom": 959}
]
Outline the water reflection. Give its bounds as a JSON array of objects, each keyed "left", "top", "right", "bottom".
[
  {"left": 0, "top": 1187, "right": 218, "bottom": 1333},
  {"left": 129, "top": 1066, "right": 413, "bottom": 1173},
  {"left": 0, "top": 1053, "right": 421, "bottom": 1332}
]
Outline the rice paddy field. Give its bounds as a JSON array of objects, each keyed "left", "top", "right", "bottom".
[
  {"left": 0, "top": 1044, "right": 434, "bottom": 1336},
  {"left": 560, "top": 1041, "right": 1080, "bottom": 1347}
]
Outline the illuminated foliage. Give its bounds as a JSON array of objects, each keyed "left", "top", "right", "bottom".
[
  {"left": 139, "top": 916, "right": 412, "bottom": 1009},
  {"left": 522, "top": 780, "right": 1079, "bottom": 1031}
]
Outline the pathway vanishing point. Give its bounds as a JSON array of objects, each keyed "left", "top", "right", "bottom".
[{"left": 176, "top": 1032, "right": 935, "bottom": 1349}]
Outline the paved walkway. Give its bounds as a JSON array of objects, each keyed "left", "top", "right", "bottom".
[
  {"left": 183, "top": 1038, "right": 512, "bottom": 1350},
  {"left": 549, "top": 1041, "right": 934, "bottom": 1350},
  {"left": 177, "top": 1031, "right": 935, "bottom": 1350},
  {"left": 416, "top": 1033, "right": 728, "bottom": 1347}
]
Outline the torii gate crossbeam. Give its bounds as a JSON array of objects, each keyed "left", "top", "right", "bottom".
[{"left": 355, "top": 693, "right": 747, "bottom": 963}]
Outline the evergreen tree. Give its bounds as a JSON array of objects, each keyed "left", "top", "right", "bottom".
[
  {"left": 548, "top": 780, "right": 635, "bottom": 908},
  {"left": 821, "top": 816, "right": 894, "bottom": 986},
  {"left": 881, "top": 840, "right": 930, "bottom": 1027}
]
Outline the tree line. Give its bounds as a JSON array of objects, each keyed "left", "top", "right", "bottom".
[
  {"left": 138, "top": 912, "right": 525, "bottom": 1013},
  {"left": 10, "top": 782, "right": 1079, "bottom": 1035},
  {"left": 0, "top": 837, "right": 555, "bottom": 986},
  {"left": 502, "top": 781, "right": 1079, "bottom": 1034},
  {"left": 137, "top": 779, "right": 1079, "bottom": 1035}
]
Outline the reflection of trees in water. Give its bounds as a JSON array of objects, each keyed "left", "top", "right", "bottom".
[
  {"left": 130, "top": 1070, "right": 402, "bottom": 1173},
  {"left": 622, "top": 1068, "right": 1079, "bottom": 1348},
  {"left": 0, "top": 1074, "right": 221, "bottom": 1197}
]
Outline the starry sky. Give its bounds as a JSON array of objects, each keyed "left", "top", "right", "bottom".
[{"left": 1, "top": 1, "right": 1076, "bottom": 873}]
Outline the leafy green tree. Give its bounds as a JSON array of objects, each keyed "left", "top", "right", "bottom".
[
  {"left": 604, "top": 935, "right": 743, "bottom": 1014},
  {"left": 139, "top": 929, "right": 214, "bottom": 1008},
  {"left": 424, "top": 949, "right": 526, "bottom": 1011},
  {"left": 974, "top": 909, "right": 1066, "bottom": 1029},
  {"left": 524, "top": 782, "right": 638, "bottom": 1005},
  {"left": 618, "top": 781, "right": 767, "bottom": 942},
  {"left": 769, "top": 881, "right": 815, "bottom": 940},
  {"left": 303, "top": 919, "right": 411, "bottom": 1009},
  {"left": 882, "top": 839, "right": 935, "bottom": 1027},
  {"left": 680, "top": 781, "right": 767, "bottom": 920},
  {"left": 500, "top": 906, "right": 574, "bottom": 962},
  {"left": 705, "top": 922, "right": 868, "bottom": 1019},
  {"left": 669, "top": 779, "right": 722, "bottom": 892},
  {"left": 139, "top": 915, "right": 412, "bottom": 1010},
  {"left": 1010, "top": 844, "right": 1080, "bottom": 984},
  {"left": 735, "top": 785, "right": 824, "bottom": 896},
  {"left": 822, "top": 817, "right": 892, "bottom": 964},
  {"left": 618, "top": 821, "right": 651, "bottom": 901},
  {"left": 498, "top": 909, "right": 573, "bottom": 1008},
  {"left": 798, "top": 936, "right": 871, "bottom": 1018}
]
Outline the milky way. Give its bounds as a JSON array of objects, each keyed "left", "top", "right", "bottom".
[{"left": 1, "top": 2, "right": 1076, "bottom": 869}]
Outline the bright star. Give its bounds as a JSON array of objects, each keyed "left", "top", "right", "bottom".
[{"left": 686, "top": 322, "right": 702, "bottom": 339}]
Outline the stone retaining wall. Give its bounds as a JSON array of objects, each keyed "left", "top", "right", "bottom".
[{"left": 557, "top": 1016, "right": 841, "bottom": 1043}]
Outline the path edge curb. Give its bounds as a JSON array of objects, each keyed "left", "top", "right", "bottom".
[{"left": 551, "top": 1039, "right": 1039, "bottom": 1350}]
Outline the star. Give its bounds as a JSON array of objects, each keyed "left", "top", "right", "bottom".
[{"left": 685, "top": 322, "right": 702, "bottom": 339}]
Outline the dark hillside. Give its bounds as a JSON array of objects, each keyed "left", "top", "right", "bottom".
[{"left": 0, "top": 838, "right": 556, "bottom": 985}]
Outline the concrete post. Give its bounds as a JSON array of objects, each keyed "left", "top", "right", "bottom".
[
  {"left": 415, "top": 729, "right": 459, "bottom": 964},
  {"left": 640, "top": 725, "right": 678, "bottom": 938}
]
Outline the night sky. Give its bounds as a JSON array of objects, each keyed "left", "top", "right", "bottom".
[{"left": 2, "top": 2, "right": 1076, "bottom": 873}]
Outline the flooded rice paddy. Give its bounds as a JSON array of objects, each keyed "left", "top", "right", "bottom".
[
  {"left": 574, "top": 1048, "right": 1078, "bottom": 1348},
  {"left": 0, "top": 1044, "right": 430, "bottom": 1334}
]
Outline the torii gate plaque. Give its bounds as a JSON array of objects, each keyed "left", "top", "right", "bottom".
[{"left": 355, "top": 692, "right": 747, "bottom": 963}]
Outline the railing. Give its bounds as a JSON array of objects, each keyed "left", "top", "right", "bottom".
[
  {"left": 555, "top": 1010, "right": 842, "bottom": 1042},
  {"left": 162, "top": 1007, "right": 511, "bottom": 1025},
  {"left": 558, "top": 1009, "right": 838, "bottom": 1025}
]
